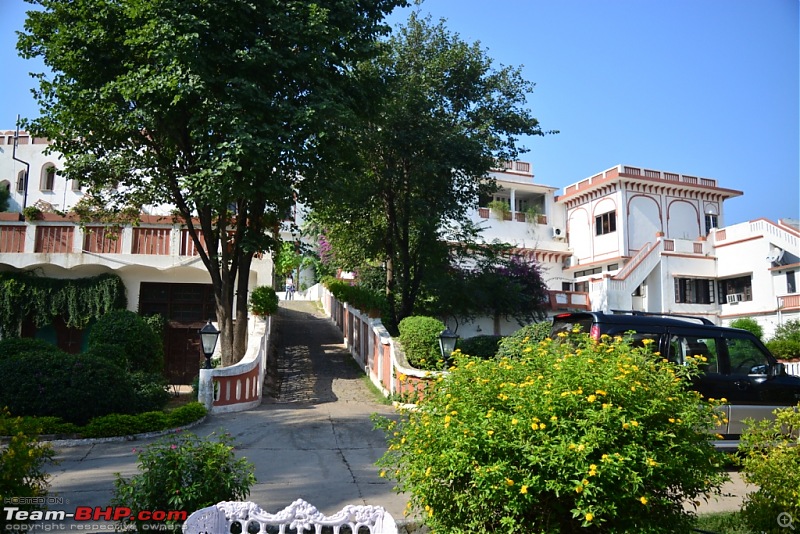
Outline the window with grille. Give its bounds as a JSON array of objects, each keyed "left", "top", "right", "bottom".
[
  {"left": 595, "top": 211, "right": 616, "bottom": 235},
  {"left": 674, "top": 278, "right": 715, "bottom": 304}
]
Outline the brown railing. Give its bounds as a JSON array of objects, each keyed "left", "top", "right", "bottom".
[
  {"left": 180, "top": 229, "right": 206, "bottom": 256},
  {"left": 780, "top": 294, "right": 800, "bottom": 311},
  {"left": 132, "top": 227, "right": 171, "bottom": 255},
  {"left": 83, "top": 226, "right": 122, "bottom": 254},
  {"left": 34, "top": 226, "right": 74, "bottom": 253},
  {"left": 0, "top": 225, "right": 26, "bottom": 253},
  {"left": 548, "top": 290, "right": 590, "bottom": 311}
]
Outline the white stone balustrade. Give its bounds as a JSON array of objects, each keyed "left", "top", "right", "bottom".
[{"left": 182, "top": 499, "right": 398, "bottom": 534}]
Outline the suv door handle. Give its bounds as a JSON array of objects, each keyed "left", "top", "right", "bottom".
[{"left": 734, "top": 380, "right": 750, "bottom": 390}]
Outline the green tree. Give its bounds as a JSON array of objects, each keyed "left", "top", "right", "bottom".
[
  {"left": 274, "top": 241, "right": 303, "bottom": 278},
  {"left": 18, "top": 0, "right": 403, "bottom": 365},
  {"left": 0, "top": 186, "right": 10, "bottom": 212},
  {"left": 304, "top": 11, "right": 553, "bottom": 328},
  {"left": 729, "top": 317, "right": 764, "bottom": 340}
]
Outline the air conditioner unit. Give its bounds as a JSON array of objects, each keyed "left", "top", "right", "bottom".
[
  {"left": 552, "top": 227, "right": 565, "bottom": 239},
  {"left": 726, "top": 293, "right": 744, "bottom": 304}
]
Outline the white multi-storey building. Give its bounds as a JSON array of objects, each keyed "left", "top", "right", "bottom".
[{"left": 2, "top": 129, "right": 798, "bottom": 346}]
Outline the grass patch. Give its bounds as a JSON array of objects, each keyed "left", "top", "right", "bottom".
[{"left": 694, "top": 511, "right": 751, "bottom": 533}]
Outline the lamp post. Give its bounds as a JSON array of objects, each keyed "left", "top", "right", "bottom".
[
  {"left": 199, "top": 320, "right": 220, "bottom": 369},
  {"left": 438, "top": 327, "right": 459, "bottom": 368}
]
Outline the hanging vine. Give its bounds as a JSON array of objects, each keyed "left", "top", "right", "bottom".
[{"left": 0, "top": 272, "right": 127, "bottom": 337}]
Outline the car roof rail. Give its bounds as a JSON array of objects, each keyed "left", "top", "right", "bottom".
[{"left": 609, "top": 309, "right": 715, "bottom": 325}]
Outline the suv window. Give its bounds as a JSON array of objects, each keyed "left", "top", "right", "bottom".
[
  {"left": 552, "top": 316, "right": 593, "bottom": 336},
  {"left": 667, "top": 336, "right": 720, "bottom": 374},
  {"left": 726, "top": 337, "right": 769, "bottom": 375}
]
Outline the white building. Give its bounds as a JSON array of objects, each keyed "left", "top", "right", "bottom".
[
  {"left": 2, "top": 129, "right": 798, "bottom": 348},
  {"left": 0, "top": 130, "right": 277, "bottom": 383}
]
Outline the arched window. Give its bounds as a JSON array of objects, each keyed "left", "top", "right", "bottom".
[
  {"left": 40, "top": 164, "right": 56, "bottom": 192},
  {"left": 16, "top": 170, "right": 27, "bottom": 193}
]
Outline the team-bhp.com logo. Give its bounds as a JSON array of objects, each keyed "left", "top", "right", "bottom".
[{"left": 4, "top": 498, "right": 187, "bottom": 530}]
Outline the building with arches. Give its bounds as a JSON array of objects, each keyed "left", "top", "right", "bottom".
[{"left": 1, "top": 129, "right": 798, "bottom": 343}]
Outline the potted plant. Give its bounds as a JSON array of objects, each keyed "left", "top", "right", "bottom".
[
  {"left": 524, "top": 206, "right": 545, "bottom": 224},
  {"left": 23, "top": 206, "right": 43, "bottom": 221},
  {"left": 487, "top": 200, "right": 511, "bottom": 220},
  {"left": 248, "top": 285, "right": 279, "bottom": 317}
]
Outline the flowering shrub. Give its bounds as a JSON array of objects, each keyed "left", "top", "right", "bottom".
[
  {"left": 0, "top": 408, "right": 55, "bottom": 530},
  {"left": 376, "top": 332, "right": 727, "bottom": 532},
  {"left": 112, "top": 431, "right": 255, "bottom": 532},
  {"left": 496, "top": 321, "right": 552, "bottom": 358},
  {"left": 738, "top": 404, "right": 800, "bottom": 533}
]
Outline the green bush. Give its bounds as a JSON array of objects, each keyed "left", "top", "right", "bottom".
[
  {"left": 0, "top": 337, "right": 62, "bottom": 358},
  {"left": 766, "top": 319, "right": 800, "bottom": 361},
  {"left": 0, "top": 408, "right": 55, "bottom": 530},
  {"left": 0, "top": 186, "right": 9, "bottom": 212},
  {"left": 249, "top": 285, "right": 279, "bottom": 316},
  {"left": 82, "top": 413, "right": 152, "bottom": 438},
  {"left": 398, "top": 316, "right": 446, "bottom": 370},
  {"left": 496, "top": 321, "right": 552, "bottom": 358},
  {"left": 457, "top": 335, "right": 503, "bottom": 359},
  {"left": 129, "top": 371, "right": 171, "bottom": 413},
  {"left": 730, "top": 317, "right": 764, "bottom": 340},
  {"left": 112, "top": 431, "right": 256, "bottom": 532},
  {"left": 375, "top": 332, "right": 727, "bottom": 533},
  {"left": 738, "top": 404, "right": 800, "bottom": 533},
  {"left": 87, "top": 309, "right": 164, "bottom": 372},
  {"left": 166, "top": 402, "right": 208, "bottom": 427},
  {"left": 324, "top": 278, "right": 387, "bottom": 314},
  {"left": 0, "top": 351, "right": 137, "bottom": 425}
]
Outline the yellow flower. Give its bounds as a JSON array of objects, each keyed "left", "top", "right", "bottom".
[
  {"left": 575, "top": 484, "right": 584, "bottom": 493},
  {"left": 587, "top": 394, "right": 597, "bottom": 403},
  {"left": 425, "top": 467, "right": 431, "bottom": 476},
  {"left": 505, "top": 478, "right": 514, "bottom": 486},
  {"left": 379, "top": 470, "right": 386, "bottom": 478},
  {"left": 531, "top": 422, "right": 540, "bottom": 431},
  {"left": 595, "top": 389, "right": 607, "bottom": 396},
  {"left": 511, "top": 418, "right": 519, "bottom": 425},
  {"left": 520, "top": 485, "right": 528, "bottom": 494},
  {"left": 631, "top": 420, "right": 639, "bottom": 427},
  {"left": 550, "top": 415, "right": 558, "bottom": 422},
  {"left": 487, "top": 430, "right": 494, "bottom": 436},
  {"left": 647, "top": 458, "right": 658, "bottom": 467},
  {"left": 397, "top": 373, "right": 407, "bottom": 382},
  {"left": 585, "top": 512, "right": 594, "bottom": 522},
  {"left": 639, "top": 496, "right": 648, "bottom": 505}
]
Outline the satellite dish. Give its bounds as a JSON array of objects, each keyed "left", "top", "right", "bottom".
[{"left": 766, "top": 246, "right": 785, "bottom": 265}]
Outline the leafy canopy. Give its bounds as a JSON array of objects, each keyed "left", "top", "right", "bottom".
[
  {"left": 304, "top": 11, "right": 553, "bottom": 328},
  {"left": 18, "top": 0, "right": 405, "bottom": 363}
]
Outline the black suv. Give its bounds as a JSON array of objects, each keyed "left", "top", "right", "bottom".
[{"left": 551, "top": 311, "right": 800, "bottom": 443}]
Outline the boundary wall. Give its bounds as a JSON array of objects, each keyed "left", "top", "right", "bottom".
[
  {"left": 318, "top": 285, "right": 440, "bottom": 401},
  {"left": 197, "top": 315, "right": 272, "bottom": 414}
]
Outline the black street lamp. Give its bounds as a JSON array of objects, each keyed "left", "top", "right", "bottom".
[
  {"left": 199, "top": 320, "right": 220, "bottom": 369},
  {"left": 438, "top": 327, "right": 459, "bottom": 366}
]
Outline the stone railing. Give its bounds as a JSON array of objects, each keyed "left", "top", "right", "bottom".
[
  {"left": 784, "top": 361, "right": 800, "bottom": 377},
  {"left": 319, "top": 285, "right": 437, "bottom": 401},
  {"left": 182, "top": 499, "right": 397, "bottom": 534},
  {"left": 197, "top": 315, "right": 272, "bottom": 414}
]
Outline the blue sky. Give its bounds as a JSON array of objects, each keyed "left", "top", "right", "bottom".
[{"left": 2, "top": 0, "right": 798, "bottom": 226}]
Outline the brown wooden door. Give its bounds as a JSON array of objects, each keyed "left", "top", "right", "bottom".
[{"left": 139, "top": 282, "right": 216, "bottom": 385}]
